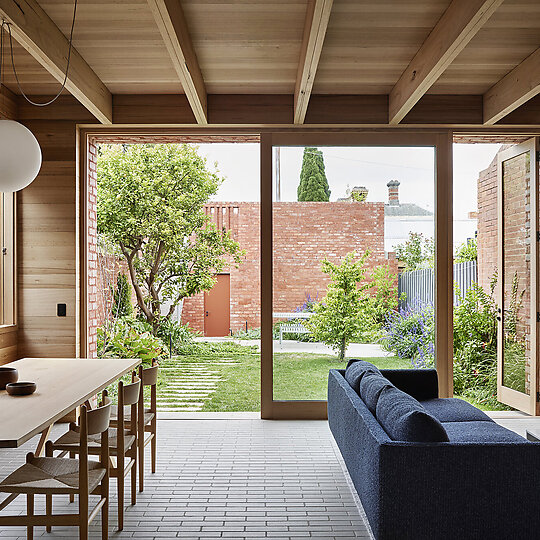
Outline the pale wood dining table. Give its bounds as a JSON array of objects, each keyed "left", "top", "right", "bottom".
[{"left": 0, "top": 357, "right": 141, "bottom": 511}]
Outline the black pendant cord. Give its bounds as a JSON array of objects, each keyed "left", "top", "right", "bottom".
[{"left": 0, "top": 0, "right": 78, "bottom": 107}]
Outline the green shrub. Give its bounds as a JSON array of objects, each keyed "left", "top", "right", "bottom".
[
  {"left": 308, "top": 251, "right": 370, "bottom": 359},
  {"left": 155, "top": 317, "right": 195, "bottom": 355},
  {"left": 454, "top": 238, "right": 477, "bottom": 263},
  {"left": 453, "top": 280, "right": 497, "bottom": 353},
  {"left": 233, "top": 327, "right": 261, "bottom": 340},
  {"left": 111, "top": 273, "right": 133, "bottom": 318},
  {"left": 98, "top": 317, "right": 165, "bottom": 363}
]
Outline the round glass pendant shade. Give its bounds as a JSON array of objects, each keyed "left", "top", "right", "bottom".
[{"left": 0, "top": 120, "right": 42, "bottom": 192}]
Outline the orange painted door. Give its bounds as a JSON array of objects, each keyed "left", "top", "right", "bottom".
[{"left": 204, "top": 274, "right": 230, "bottom": 337}]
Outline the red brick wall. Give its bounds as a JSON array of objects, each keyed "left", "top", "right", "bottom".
[
  {"left": 182, "top": 201, "right": 397, "bottom": 334},
  {"left": 87, "top": 140, "right": 133, "bottom": 357},
  {"left": 477, "top": 154, "right": 498, "bottom": 293}
]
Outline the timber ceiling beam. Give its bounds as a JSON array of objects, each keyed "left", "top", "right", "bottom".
[
  {"left": 0, "top": 0, "right": 112, "bottom": 124},
  {"left": 147, "top": 0, "right": 207, "bottom": 124},
  {"left": 483, "top": 48, "right": 540, "bottom": 124},
  {"left": 294, "top": 0, "right": 333, "bottom": 125},
  {"left": 388, "top": 0, "right": 503, "bottom": 125}
]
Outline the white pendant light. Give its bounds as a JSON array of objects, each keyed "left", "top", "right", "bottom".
[{"left": 0, "top": 119, "right": 42, "bottom": 192}]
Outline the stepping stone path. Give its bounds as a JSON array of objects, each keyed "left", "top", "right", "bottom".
[{"left": 156, "top": 356, "right": 241, "bottom": 412}]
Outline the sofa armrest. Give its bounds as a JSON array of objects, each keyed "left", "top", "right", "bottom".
[
  {"left": 377, "top": 439, "right": 540, "bottom": 539},
  {"left": 379, "top": 368, "right": 439, "bottom": 400}
]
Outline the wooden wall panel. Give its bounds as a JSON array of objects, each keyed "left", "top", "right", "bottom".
[
  {"left": 0, "top": 328, "right": 18, "bottom": 366},
  {"left": 17, "top": 118, "right": 79, "bottom": 358},
  {"left": 0, "top": 86, "right": 18, "bottom": 364}
]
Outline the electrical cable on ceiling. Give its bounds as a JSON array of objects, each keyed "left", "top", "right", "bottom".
[{"left": 0, "top": 0, "right": 78, "bottom": 107}]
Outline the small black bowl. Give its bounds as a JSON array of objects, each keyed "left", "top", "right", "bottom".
[
  {"left": 0, "top": 367, "right": 18, "bottom": 390},
  {"left": 6, "top": 382, "right": 36, "bottom": 396}
]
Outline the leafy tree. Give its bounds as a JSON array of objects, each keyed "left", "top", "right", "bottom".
[
  {"left": 112, "top": 273, "right": 133, "bottom": 318},
  {"left": 454, "top": 238, "right": 477, "bottom": 263},
  {"left": 395, "top": 232, "right": 434, "bottom": 271},
  {"left": 297, "top": 147, "right": 331, "bottom": 201},
  {"left": 364, "top": 265, "right": 400, "bottom": 327},
  {"left": 97, "top": 144, "right": 243, "bottom": 331},
  {"left": 307, "top": 251, "right": 370, "bottom": 360}
]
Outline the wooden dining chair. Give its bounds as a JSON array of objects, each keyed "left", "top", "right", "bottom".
[
  {"left": 0, "top": 399, "right": 111, "bottom": 540},
  {"left": 110, "top": 363, "right": 158, "bottom": 492},
  {"left": 49, "top": 378, "right": 140, "bottom": 531}
]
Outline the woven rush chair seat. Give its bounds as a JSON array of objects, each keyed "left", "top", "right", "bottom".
[
  {"left": 52, "top": 428, "right": 135, "bottom": 456},
  {"left": 110, "top": 405, "right": 154, "bottom": 425},
  {"left": 0, "top": 457, "right": 105, "bottom": 495}
]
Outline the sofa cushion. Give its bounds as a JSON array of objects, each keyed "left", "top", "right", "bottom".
[
  {"left": 344, "top": 360, "right": 382, "bottom": 394},
  {"left": 380, "top": 369, "right": 439, "bottom": 401},
  {"left": 442, "top": 421, "right": 526, "bottom": 443},
  {"left": 422, "top": 398, "right": 492, "bottom": 423},
  {"left": 359, "top": 372, "right": 395, "bottom": 414},
  {"left": 376, "top": 385, "right": 449, "bottom": 442}
]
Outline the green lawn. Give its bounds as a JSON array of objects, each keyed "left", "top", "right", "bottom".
[
  {"left": 158, "top": 342, "right": 408, "bottom": 411},
  {"left": 200, "top": 353, "right": 410, "bottom": 411},
  {"left": 155, "top": 341, "right": 502, "bottom": 412}
]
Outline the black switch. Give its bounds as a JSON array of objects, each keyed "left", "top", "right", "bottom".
[{"left": 57, "top": 303, "right": 67, "bottom": 317}]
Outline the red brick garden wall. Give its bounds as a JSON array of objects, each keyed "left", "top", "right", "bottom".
[
  {"left": 182, "top": 201, "right": 397, "bottom": 334},
  {"left": 477, "top": 153, "right": 498, "bottom": 293}
]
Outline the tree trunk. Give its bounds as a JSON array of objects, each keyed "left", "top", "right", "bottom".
[{"left": 339, "top": 337, "right": 346, "bottom": 360}]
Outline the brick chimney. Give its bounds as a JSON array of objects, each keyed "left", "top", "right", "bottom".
[{"left": 387, "top": 179, "right": 400, "bottom": 206}]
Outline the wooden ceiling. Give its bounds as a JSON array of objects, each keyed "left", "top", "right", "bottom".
[{"left": 1, "top": 0, "right": 540, "bottom": 125}]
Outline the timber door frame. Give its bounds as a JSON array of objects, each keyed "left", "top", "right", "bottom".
[
  {"left": 261, "top": 131, "right": 453, "bottom": 419},
  {"left": 496, "top": 138, "right": 539, "bottom": 414},
  {"left": 78, "top": 126, "right": 453, "bottom": 420}
]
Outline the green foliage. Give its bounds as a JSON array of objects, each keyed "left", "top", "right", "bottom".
[
  {"left": 452, "top": 273, "right": 526, "bottom": 410},
  {"left": 364, "top": 265, "right": 400, "bottom": 327},
  {"left": 453, "top": 281, "right": 497, "bottom": 353},
  {"left": 155, "top": 317, "right": 196, "bottom": 355},
  {"left": 395, "top": 232, "right": 434, "bottom": 271},
  {"left": 307, "top": 251, "right": 370, "bottom": 359},
  {"left": 98, "top": 317, "right": 165, "bottom": 363},
  {"left": 297, "top": 147, "right": 331, "bottom": 202},
  {"left": 454, "top": 238, "right": 477, "bottom": 263},
  {"left": 111, "top": 273, "right": 133, "bottom": 318},
  {"left": 351, "top": 190, "right": 367, "bottom": 202},
  {"left": 97, "top": 144, "right": 244, "bottom": 330},
  {"left": 233, "top": 327, "right": 262, "bottom": 340}
]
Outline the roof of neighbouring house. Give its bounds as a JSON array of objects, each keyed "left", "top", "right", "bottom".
[{"left": 384, "top": 203, "right": 433, "bottom": 217}]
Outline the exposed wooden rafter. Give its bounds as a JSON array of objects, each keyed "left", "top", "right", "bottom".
[
  {"left": 147, "top": 0, "right": 207, "bottom": 124},
  {"left": 0, "top": 0, "right": 112, "bottom": 124},
  {"left": 484, "top": 48, "right": 540, "bottom": 125},
  {"left": 294, "top": 0, "right": 333, "bottom": 125},
  {"left": 388, "top": 0, "right": 503, "bottom": 125}
]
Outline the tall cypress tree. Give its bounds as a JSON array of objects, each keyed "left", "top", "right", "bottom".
[{"left": 297, "top": 147, "right": 331, "bottom": 201}]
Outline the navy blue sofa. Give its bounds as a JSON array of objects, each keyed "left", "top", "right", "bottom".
[{"left": 328, "top": 361, "right": 540, "bottom": 540}]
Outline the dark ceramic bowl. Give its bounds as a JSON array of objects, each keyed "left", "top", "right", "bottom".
[
  {"left": 6, "top": 382, "right": 36, "bottom": 396},
  {"left": 0, "top": 367, "right": 18, "bottom": 390}
]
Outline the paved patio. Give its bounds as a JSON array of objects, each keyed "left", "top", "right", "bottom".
[
  {"left": 0, "top": 419, "right": 372, "bottom": 540},
  {"left": 1, "top": 413, "right": 535, "bottom": 540}
]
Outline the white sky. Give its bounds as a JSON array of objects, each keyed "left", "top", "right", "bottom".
[{"left": 198, "top": 142, "right": 501, "bottom": 221}]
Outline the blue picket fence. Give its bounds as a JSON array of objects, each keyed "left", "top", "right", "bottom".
[{"left": 398, "top": 260, "right": 477, "bottom": 309}]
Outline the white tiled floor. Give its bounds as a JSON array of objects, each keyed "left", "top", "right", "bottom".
[{"left": 0, "top": 420, "right": 371, "bottom": 540}]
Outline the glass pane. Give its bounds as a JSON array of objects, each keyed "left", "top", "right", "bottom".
[
  {"left": 502, "top": 152, "right": 530, "bottom": 394},
  {"left": 272, "top": 146, "right": 435, "bottom": 401}
]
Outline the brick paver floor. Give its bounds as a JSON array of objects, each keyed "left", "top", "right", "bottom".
[{"left": 0, "top": 419, "right": 372, "bottom": 540}]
